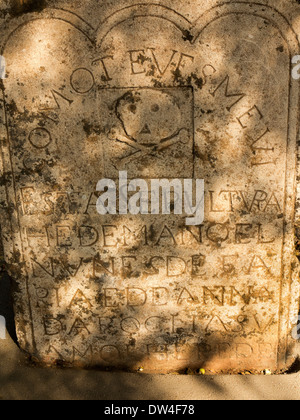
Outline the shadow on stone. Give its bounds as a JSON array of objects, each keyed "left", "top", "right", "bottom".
[
  {"left": 9, "top": 0, "right": 47, "bottom": 17},
  {"left": 286, "top": 355, "right": 300, "bottom": 374},
  {"left": 0, "top": 270, "right": 18, "bottom": 346}
]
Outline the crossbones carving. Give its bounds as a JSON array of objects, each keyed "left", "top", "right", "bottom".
[{"left": 108, "top": 89, "right": 190, "bottom": 168}]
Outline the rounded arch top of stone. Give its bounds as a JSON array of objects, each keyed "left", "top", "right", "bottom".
[
  {"left": 191, "top": 2, "right": 300, "bottom": 54},
  {"left": 95, "top": 2, "right": 299, "bottom": 54},
  {"left": 0, "top": 7, "right": 95, "bottom": 54},
  {"left": 95, "top": 3, "right": 193, "bottom": 46},
  {"left": 0, "top": 3, "right": 299, "bottom": 54}
]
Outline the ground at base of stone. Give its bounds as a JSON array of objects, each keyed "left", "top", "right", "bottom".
[{"left": 0, "top": 333, "right": 299, "bottom": 400}]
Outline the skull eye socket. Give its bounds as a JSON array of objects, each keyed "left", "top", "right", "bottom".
[
  {"left": 151, "top": 104, "right": 160, "bottom": 113},
  {"left": 128, "top": 104, "right": 137, "bottom": 113}
]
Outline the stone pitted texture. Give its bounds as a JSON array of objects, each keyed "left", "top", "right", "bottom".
[{"left": 0, "top": 0, "right": 300, "bottom": 373}]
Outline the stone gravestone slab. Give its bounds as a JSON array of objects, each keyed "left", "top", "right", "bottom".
[{"left": 0, "top": 0, "right": 299, "bottom": 373}]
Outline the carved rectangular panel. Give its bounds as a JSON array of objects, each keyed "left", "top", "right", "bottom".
[
  {"left": 100, "top": 86, "right": 194, "bottom": 178},
  {"left": 0, "top": 1, "right": 299, "bottom": 373}
]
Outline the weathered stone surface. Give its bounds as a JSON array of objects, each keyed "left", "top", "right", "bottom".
[{"left": 0, "top": 0, "right": 300, "bottom": 373}]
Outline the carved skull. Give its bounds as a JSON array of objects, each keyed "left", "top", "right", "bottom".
[{"left": 115, "top": 89, "right": 182, "bottom": 147}]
